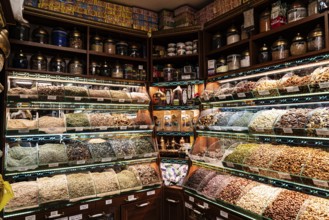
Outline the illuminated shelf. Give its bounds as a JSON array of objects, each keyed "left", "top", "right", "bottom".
[
  {"left": 151, "top": 79, "right": 204, "bottom": 87},
  {"left": 156, "top": 131, "right": 194, "bottom": 136},
  {"left": 153, "top": 105, "right": 199, "bottom": 110}
]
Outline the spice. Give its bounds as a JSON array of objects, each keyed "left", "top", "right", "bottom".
[
  {"left": 201, "top": 175, "right": 234, "bottom": 199},
  {"left": 108, "top": 139, "right": 136, "bottom": 158},
  {"left": 110, "top": 90, "right": 130, "bottom": 100},
  {"left": 64, "top": 86, "right": 88, "bottom": 97},
  {"left": 6, "top": 145, "right": 38, "bottom": 170},
  {"left": 89, "top": 113, "right": 115, "bottom": 127},
  {"left": 224, "top": 143, "right": 261, "bottom": 164},
  {"left": 185, "top": 168, "right": 216, "bottom": 190},
  {"left": 38, "top": 116, "right": 66, "bottom": 134},
  {"left": 112, "top": 114, "right": 134, "bottom": 126},
  {"left": 37, "top": 175, "right": 69, "bottom": 204},
  {"left": 213, "top": 112, "right": 235, "bottom": 126},
  {"left": 303, "top": 148, "right": 329, "bottom": 180},
  {"left": 8, "top": 87, "right": 37, "bottom": 95},
  {"left": 88, "top": 89, "right": 111, "bottom": 98},
  {"left": 116, "top": 170, "right": 141, "bottom": 191},
  {"left": 38, "top": 143, "right": 68, "bottom": 164},
  {"left": 129, "top": 164, "right": 160, "bottom": 186},
  {"left": 65, "top": 113, "right": 90, "bottom": 127},
  {"left": 248, "top": 109, "right": 286, "bottom": 134},
  {"left": 38, "top": 85, "right": 64, "bottom": 96},
  {"left": 216, "top": 178, "right": 254, "bottom": 204},
  {"left": 7, "top": 119, "right": 37, "bottom": 130},
  {"left": 298, "top": 196, "right": 329, "bottom": 220},
  {"left": 87, "top": 139, "right": 116, "bottom": 160},
  {"left": 66, "top": 173, "right": 96, "bottom": 201},
  {"left": 161, "top": 163, "right": 188, "bottom": 186},
  {"left": 275, "top": 108, "right": 312, "bottom": 129},
  {"left": 66, "top": 140, "right": 92, "bottom": 161},
  {"left": 91, "top": 170, "right": 120, "bottom": 196},
  {"left": 228, "top": 111, "right": 254, "bottom": 128},
  {"left": 132, "top": 137, "right": 154, "bottom": 155}
]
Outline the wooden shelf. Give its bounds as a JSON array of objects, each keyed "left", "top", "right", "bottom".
[
  {"left": 206, "top": 39, "right": 249, "bottom": 57},
  {"left": 6, "top": 67, "right": 87, "bottom": 78},
  {"left": 152, "top": 26, "right": 201, "bottom": 38},
  {"left": 152, "top": 54, "right": 199, "bottom": 62},
  {"left": 89, "top": 51, "right": 148, "bottom": 63}
]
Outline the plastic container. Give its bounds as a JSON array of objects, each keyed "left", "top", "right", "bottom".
[
  {"left": 227, "top": 54, "right": 241, "bottom": 70},
  {"left": 128, "top": 164, "right": 162, "bottom": 187},
  {"left": 233, "top": 80, "right": 256, "bottom": 99},
  {"left": 37, "top": 84, "right": 65, "bottom": 101},
  {"left": 248, "top": 109, "right": 286, "bottom": 134},
  {"left": 197, "top": 108, "right": 220, "bottom": 129},
  {"left": 214, "top": 83, "right": 234, "bottom": 101},
  {"left": 38, "top": 142, "right": 68, "bottom": 166},
  {"left": 66, "top": 172, "right": 96, "bottom": 202},
  {"left": 306, "top": 107, "right": 329, "bottom": 137},
  {"left": 65, "top": 113, "right": 91, "bottom": 132},
  {"left": 209, "top": 111, "right": 235, "bottom": 131},
  {"left": 204, "top": 137, "right": 225, "bottom": 165},
  {"left": 38, "top": 113, "right": 67, "bottom": 134},
  {"left": 109, "top": 89, "right": 132, "bottom": 103},
  {"left": 5, "top": 142, "right": 38, "bottom": 171},
  {"left": 7, "top": 79, "right": 38, "bottom": 101},
  {"left": 228, "top": 111, "right": 255, "bottom": 132},
  {"left": 309, "top": 66, "right": 329, "bottom": 92},
  {"left": 253, "top": 76, "right": 279, "bottom": 97},
  {"left": 163, "top": 64, "right": 176, "bottom": 82},
  {"left": 278, "top": 72, "right": 310, "bottom": 95},
  {"left": 87, "top": 139, "right": 117, "bottom": 162},
  {"left": 64, "top": 85, "right": 89, "bottom": 102}
]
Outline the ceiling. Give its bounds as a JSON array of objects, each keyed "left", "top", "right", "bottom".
[{"left": 108, "top": 0, "right": 211, "bottom": 12}]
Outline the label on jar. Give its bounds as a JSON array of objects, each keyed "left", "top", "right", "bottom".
[
  {"left": 258, "top": 90, "right": 270, "bottom": 95},
  {"left": 48, "top": 95, "right": 57, "bottom": 100},
  {"left": 75, "top": 127, "right": 83, "bottom": 132},
  {"left": 50, "top": 211, "right": 58, "bottom": 216},
  {"left": 182, "top": 75, "right": 191, "bottom": 80},
  {"left": 227, "top": 34, "right": 240, "bottom": 45},
  {"left": 316, "top": 129, "right": 329, "bottom": 136},
  {"left": 128, "top": 195, "right": 135, "bottom": 201},
  {"left": 237, "top": 93, "right": 246, "bottom": 98},
  {"left": 225, "top": 162, "right": 234, "bottom": 168},
  {"left": 97, "top": 98, "right": 104, "bottom": 102},
  {"left": 220, "top": 210, "right": 229, "bottom": 218},
  {"left": 283, "top": 128, "right": 293, "bottom": 134},
  {"left": 99, "top": 126, "right": 107, "bottom": 131},
  {"left": 80, "top": 204, "right": 89, "bottom": 210},
  {"left": 76, "top": 160, "right": 86, "bottom": 165},
  {"left": 249, "top": 167, "right": 259, "bottom": 173},
  {"left": 278, "top": 172, "right": 292, "bottom": 180},
  {"left": 138, "top": 65, "right": 143, "bottom": 70},
  {"left": 208, "top": 59, "right": 216, "bottom": 69},
  {"left": 119, "top": 99, "right": 125, "bottom": 103},
  {"left": 18, "top": 129, "right": 30, "bottom": 133},
  {"left": 312, "top": 179, "right": 329, "bottom": 187},
  {"left": 319, "top": 82, "right": 329, "bottom": 89},
  {"left": 48, "top": 163, "right": 59, "bottom": 168},
  {"left": 124, "top": 156, "right": 133, "bottom": 159},
  {"left": 217, "top": 95, "right": 226, "bottom": 100},
  {"left": 17, "top": 167, "right": 29, "bottom": 171},
  {"left": 20, "top": 94, "right": 29, "bottom": 99},
  {"left": 25, "top": 215, "right": 36, "bottom": 220},
  {"left": 286, "top": 86, "right": 300, "bottom": 92},
  {"left": 101, "top": 158, "right": 112, "bottom": 162},
  {"left": 69, "top": 214, "right": 82, "bottom": 220},
  {"left": 203, "top": 202, "right": 209, "bottom": 209}
]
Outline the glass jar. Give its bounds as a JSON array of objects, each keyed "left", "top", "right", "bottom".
[
  {"left": 163, "top": 64, "right": 175, "bottom": 82},
  {"left": 112, "top": 63, "right": 123, "bottom": 78},
  {"left": 259, "top": 9, "right": 271, "bottom": 32},
  {"left": 13, "top": 50, "right": 28, "bottom": 69},
  {"left": 49, "top": 55, "right": 66, "bottom": 72},
  {"left": 30, "top": 52, "right": 47, "bottom": 71},
  {"left": 104, "top": 38, "right": 115, "bottom": 54},
  {"left": 212, "top": 32, "right": 223, "bottom": 49},
  {"left": 32, "top": 26, "right": 49, "bottom": 44},
  {"left": 240, "top": 50, "right": 250, "bottom": 68},
  {"left": 307, "top": 25, "right": 324, "bottom": 51},
  {"left": 272, "top": 37, "right": 289, "bottom": 60},
  {"left": 308, "top": 0, "right": 318, "bottom": 16},
  {"left": 241, "top": 25, "right": 249, "bottom": 40},
  {"left": 100, "top": 61, "right": 111, "bottom": 77},
  {"left": 216, "top": 56, "right": 228, "bottom": 73},
  {"left": 288, "top": 0, "right": 307, "bottom": 23},
  {"left": 227, "top": 54, "right": 241, "bottom": 70},
  {"left": 124, "top": 64, "right": 134, "bottom": 79},
  {"left": 290, "top": 33, "right": 307, "bottom": 56},
  {"left": 69, "top": 27, "right": 83, "bottom": 49},
  {"left": 52, "top": 27, "right": 68, "bottom": 47},
  {"left": 116, "top": 41, "right": 128, "bottom": 56},
  {"left": 9, "top": 22, "right": 30, "bottom": 41},
  {"left": 90, "top": 61, "right": 100, "bottom": 75},
  {"left": 129, "top": 44, "right": 140, "bottom": 57},
  {"left": 138, "top": 65, "right": 147, "bottom": 81},
  {"left": 258, "top": 43, "right": 270, "bottom": 63},
  {"left": 91, "top": 35, "right": 103, "bottom": 52},
  {"left": 226, "top": 25, "right": 240, "bottom": 45},
  {"left": 68, "top": 57, "right": 84, "bottom": 75}
]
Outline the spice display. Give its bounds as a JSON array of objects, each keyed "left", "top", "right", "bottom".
[
  {"left": 272, "top": 37, "right": 289, "bottom": 60},
  {"left": 224, "top": 143, "right": 261, "bottom": 164},
  {"left": 298, "top": 197, "right": 329, "bottom": 220},
  {"left": 307, "top": 25, "right": 324, "bottom": 51},
  {"left": 38, "top": 116, "right": 66, "bottom": 134},
  {"left": 7, "top": 119, "right": 37, "bottom": 130},
  {"left": 201, "top": 174, "right": 233, "bottom": 199},
  {"left": 64, "top": 86, "right": 88, "bottom": 97},
  {"left": 8, "top": 87, "right": 37, "bottom": 95},
  {"left": 116, "top": 169, "right": 142, "bottom": 192},
  {"left": 6, "top": 145, "right": 38, "bottom": 170},
  {"left": 248, "top": 109, "right": 286, "bottom": 134},
  {"left": 110, "top": 90, "right": 130, "bottom": 100},
  {"left": 197, "top": 171, "right": 220, "bottom": 193},
  {"left": 213, "top": 111, "right": 235, "bottom": 126},
  {"left": 132, "top": 137, "right": 154, "bottom": 155},
  {"left": 290, "top": 33, "right": 307, "bottom": 56},
  {"left": 260, "top": 9, "right": 270, "bottom": 32},
  {"left": 108, "top": 139, "right": 136, "bottom": 158},
  {"left": 87, "top": 139, "right": 116, "bottom": 160},
  {"left": 112, "top": 113, "right": 134, "bottom": 127},
  {"left": 198, "top": 112, "right": 216, "bottom": 127},
  {"left": 66, "top": 173, "right": 96, "bottom": 201},
  {"left": 37, "top": 175, "right": 69, "bottom": 204},
  {"left": 234, "top": 81, "right": 256, "bottom": 96},
  {"left": 253, "top": 77, "right": 278, "bottom": 96},
  {"left": 275, "top": 108, "right": 311, "bottom": 129},
  {"left": 88, "top": 113, "right": 114, "bottom": 127},
  {"left": 184, "top": 168, "right": 216, "bottom": 190},
  {"left": 228, "top": 111, "right": 254, "bottom": 128},
  {"left": 160, "top": 162, "right": 188, "bottom": 186},
  {"left": 278, "top": 74, "right": 310, "bottom": 88},
  {"left": 38, "top": 143, "right": 68, "bottom": 165},
  {"left": 65, "top": 113, "right": 90, "bottom": 128},
  {"left": 5, "top": 181, "right": 39, "bottom": 212},
  {"left": 129, "top": 164, "right": 160, "bottom": 186},
  {"left": 38, "top": 85, "right": 64, "bottom": 97},
  {"left": 66, "top": 140, "right": 92, "bottom": 161},
  {"left": 91, "top": 170, "right": 120, "bottom": 196},
  {"left": 269, "top": 146, "right": 311, "bottom": 175},
  {"left": 131, "top": 92, "right": 150, "bottom": 103},
  {"left": 306, "top": 108, "right": 329, "bottom": 136},
  {"left": 216, "top": 178, "right": 254, "bottom": 204},
  {"left": 236, "top": 184, "right": 283, "bottom": 215},
  {"left": 88, "top": 89, "right": 111, "bottom": 98},
  {"left": 263, "top": 190, "right": 308, "bottom": 220},
  {"left": 302, "top": 148, "right": 329, "bottom": 180}
]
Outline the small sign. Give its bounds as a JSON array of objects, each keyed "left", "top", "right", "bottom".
[
  {"left": 319, "top": 82, "right": 329, "bottom": 89},
  {"left": 50, "top": 211, "right": 58, "bottom": 216},
  {"left": 80, "top": 204, "right": 88, "bottom": 210},
  {"left": 258, "top": 90, "right": 270, "bottom": 95},
  {"left": 99, "top": 126, "right": 107, "bottom": 131},
  {"left": 316, "top": 129, "right": 329, "bottom": 136},
  {"left": 25, "top": 216, "right": 36, "bottom": 220},
  {"left": 20, "top": 95, "right": 29, "bottom": 99},
  {"left": 185, "top": 202, "right": 192, "bottom": 209},
  {"left": 140, "top": 125, "right": 148, "bottom": 129},
  {"left": 106, "top": 199, "right": 112, "bottom": 205},
  {"left": 217, "top": 95, "right": 226, "bottom": 100},
  {"left": 225, "top": 162, "right": 234, "bottom": 168},
  {"left": 48, "top": 95, "right": 57, "bottom": 100},
  {"left": 182, "top": 75, "right": 191, "bottom": 80},
  {"left": 286, "top": 86, "right": 299, "bottom": 92},
  {"left": 249, "top": 167, "right": 259, "bottom": 173},
  {"left": 313, "top": 179, "right": 329, "bottom": 187},
  {"left": 76, "top": 160, "right": 86, "bottom": 165},
  {"left": 48, "top": 163, "right": 59, "bottom": 168},
  {"left": 97, "top": 98, "right": 104, "bottom": 102},
  {"left": 120, "top": 126, "right": 128, "bottom": 130},
  {"left": 75, "top": 97, "right": 82, "bottom": 101},
  {"left": 75, "top": 128, "right": 84, "bottom": 132},
  {"left": 69, "top": 214, "right": 83, "bottom": 220},
  {"left": 278, "top": 172, "right": 292, "bottom": 180},
  {"left": 119, "top": 99, "right": 125, "bottom": 103},
  {"left": 189, "top": 196, "right": 194, "bottom": 202},
  {"left": 147, "top": 190, "right": 155, "bottom": 196},
  {"left": 220, "top": 210, "right": 228, "bottom": 218},
  {"left": 203, "top": 202, "right": 209, "bottom": 209},
  {"left": 237, "top": 93, "right": 246, "bottom": 98},
  {"left": 101, "top": 158, "right": 112, "bottom": 162},
  {"left": 124, "top": 156, "right": 133, "bottom": 160},
  {"left": 283, "top": 128, "right": 293, "bottom": 134},
  {"left": 128, "top": 195, "right": 135, "bottom": 201}
]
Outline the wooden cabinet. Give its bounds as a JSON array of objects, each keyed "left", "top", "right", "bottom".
[
  {"left": 163, "top": 187, "right": 185, "bottom": 220},
  {"left": 121, "top": 197, "right": 161, "bottom": 220}
]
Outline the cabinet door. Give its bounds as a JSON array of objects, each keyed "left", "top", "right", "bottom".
[
  {"left": 163, "top": 188, "right": 185, "bottom": 220},
  {"left": 121, "top": 197, "right": 161, "bottom": 220}
]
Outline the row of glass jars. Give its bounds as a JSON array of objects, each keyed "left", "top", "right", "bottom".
[{"left": 212, "top": 24, "right": 249, "bottom": 50}]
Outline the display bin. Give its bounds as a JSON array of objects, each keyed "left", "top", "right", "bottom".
[
  {"left": 65, "top": 139, "right": 93, "bottom": 166},
  {"left": 208, "top": 111, "right": 235, "bottom": 131},
  {"left": 90, "top": 169, "right": 121, "bottom": 197},
  {"left": 88, "top": 89, "right": 112, "bottom": 103},
  {"left": 197, "top": 108, "right": 221, "bottom": 130},
  {"left": 38, "top": 141, "right": 68, "bottom": 167},
  {"left": 305, "top": 107, "right": 329, "bottom": 137},
  {"left": 109, "top": 89, "right": 132, "bottom": 103},
  {"left": 252, "top": 77, "right": 280, "bottom": 98},
  {"left": 204, "top": 137, "right": 225, "bottom": 166},
  {"left": 130, "top": 136, "right": 157, "bottom": 158},
  {"left": 227, "top": 110, "right": 255, "bottom": 132},
  {"left": 130, "top": 91, "right": 151, "bottom": 104},
  {"left": 116, "top": 167, "right": 143, "bottom": 193},
  {"left": 64, "top": 85, "right": 90, "bottom": 102},
  {"left": 7, "top": 78, "right": 38, "bottom": 101},
  {"left": 200, "top": 89, "right": 216, "bottom": 102},
  {"left": 37, "top": 84, "right": 65, "bottom": 101},
  {"left": 160, "top": 162, "right": 188, "bottom": 186},
  {"left": 213, "top": 83, "right": 235, "bottom": 101},
  {"left": 309, "top": 66, "right": 329, "bottom": 92},
  {"left": 232, "top": 80, "right": 256, "bottom": 100},
  {"left": 189, "top": 136, "right": 207, "bottom": 162},
  {"left": 134, "top": 110, "right": 153, "bottom": 130},
  {"left": 66, "top": 172, "right": 97, "bottom": 202},
  {"left": 65, "top": 112, "right": 91, "bottom": 132},
  {"left": 87, "top": 138, "right": 117, "bottom": 163},
  {"left": 128, "top": 163, "right": 162, "bottom": 187},
  {"left": 5, "top": 142, "right": 38, "bottom": 172},
  {"left": 38, "top": 111, "right": 67, "bottom": 134},
  {"left": 6, "top": 110, "right": 39, "bottom": 135},
  {"left": 277, "top": 72, "right": 311, "bottom": 95},
  {"left": 88, "top": 112, "right": 116, "bottom": 132},
  {"left": 248, "top": 109, "right": 286, "bottom": 134},
  {"left": 108, "top": 137, "right": 137, "bottom": 160},
  {"left": 183, "top": 167, "right": 217, "bottom": 193}
]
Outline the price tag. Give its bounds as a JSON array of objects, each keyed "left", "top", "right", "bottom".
[
  {"left": 249, "top": 167, "right": 259, "bottom": 173},
  {"left": 203, "top": 202, "right": 209, "bottom": 209},
  {"left": 99, "top": 126, "right": 107, "bottom": 131},
  {"left": 182, "top": 75, "right": 191, "bottom": 80},
  {"left": 25, "top": 215, "right": 36, "bottom": 220},
  {"left": 75, "top": 97, "right": 82, "bottom": 101},
  {"left": 76, "top": 160, "right": 86, "bottom": 165},
  {"left": 80, "top": 204, "right": 88, "bottom": 210},
  {"left": 75, "top": 127, "right": 83, "bottom": 132},
  {"left": 137, "top": 99, "right": 145, "bottom": 103},
  {"left": 255, "top": 127, "right": 264, "bottom": 132},
  {"left": 120, "top": 126, "right": 128, "bottom": 130},
  {"left": 283, "top": 128, "right": 293, "bottom": 134},
  {"left": 316, "top": 129, "right": 329, "bottom": 136},
  {"left": 198, "top": 126, "right": 205, "bottom": 130},
  {"left": 128, "top": 195, "right": 135, "bottom": 201},
  {"left": 56, "top": 218, "right": 68, "bottom": 220},
  {"left": 189, "top": 196, "right": 194, "bottom": 202},
  {"left": 20, "top": 94, "right": 29, "bottom": 99},
  {"left": 18, "top": 129, "right": 30, "bottom": 133},
  {"left": 286, "top": 86, "right": 299, "bottom": 92},
  {"left": 278, "top": 172, "right": 292, "bottom": 180},
  {"left": 147, "top": 190, "right": 155, "bottom": 196},
  {"left": 119, "top": 99, "right": 125, "bottom": 103},
  {"left": 138, "top": 65, "right": 143, "bottom": 70},
  {"left": 144, "top": 153, "right": 153, "bottom": 157},
  {"left": 140, "top": 125, "right": 148, "bottom": 129},
  {"left": 185, "top": 202, "right": 193, "bottom": 209},
  {"left": 106, "top": 199, "right": 112, "bottom": 205},
  {"left": 237, "top": 93, "right": 246, "bottom": 98},
  {"left": 69, "top": 214, "right": 82, "bottom": 220},
  {"left": 17, "top": 167, "right": 29, "bottom": 171},
  {"left": 258, "top": 90, "right": 270, "bottom": 95},
  {"left": 101, "top": 157, "right": 112, "bottom": 162},
  {"left": 220, "top": 210, "right": 228, "bottom": 218},
  {"left": 225, "top": 162, "right": 234, "bottom": 168},
  {"left": 124, "top": 156, "right": 133, "bottom": 159},
  {"left": 50, "top": 211, "right": 58, "bottom": 216},
  {"left": 48, "top": 95, "right": 57, "bottom": 100},
  {"left": 212, "top": 126, "right": 222, "bottom": 131},
  {"left": 48, "top": 163, "right": 59, "bottom": 168},
  {"left": 313, "top": 179, "right": 329, "bottom": 187},
  {"left": 97, "top": 98, "right": 104, "bottom": 102},
  {"left": 319, "top": 82, "right": 329, "bottom": 89},
  {"left": 217, "top": 95, "right": 226, "bottom": 100},
  {"left": 216, "top": 217, "right": 224, "bottom": 220}
]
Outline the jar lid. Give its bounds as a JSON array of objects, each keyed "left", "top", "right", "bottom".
[
  {"left": 71, "top": 27, "right": 81, "bottom": 37},
  {"left": 241, "top": 50, "right": 250, "bottom": 56},
  {"left": 51, "top": 55, "right": 65, "bottom": 62},
  {"left": 217, "top": 56, "right": 226, "bottom": 64},
  {"left": 105, "top": 38, "right": 114, "bottom": 43},
  {"left": 212, "top": 32, "right": 222, "bottom": 38},
  {"left": 70, "top": 57, "right": 81, "bottom": 63},
  {"left": 308, "top": 25, "right": 323, "bottom": 38},
  {"left": 52, "top": 27, "right": 67, "bottom": 34},
  {"left": 260, "top": 43, "right": 269, "bottom": 52},
  {"left": 130, "top": 44, "right": 139, "bottom": 49},
  {"left": 227, "top": 54, "right": 241, "bottom": 58},
  {"left": 165, "top": 64, "right": 173, "bottom": 68},
  {"left": 260, "top": 8, "right": 270, "bottom": 17},
  {"left": 33, "top": 26, "right": 49, "bottom": 36},
  {"left": 272, "top": 36, "right": 288, "bottom": 47},
  {"left": 116, "top": 41, "right": 128, "bottom": 46},
  {"left": 17, "top": 50, "right": 26, "bottom": 58},
  {"left": 227, "top": 25, "right": 239, "bottom": 35},
  {"left": 292, "top": 33, "right": 305, "bottom": 42},
  {"left": 93, "top": 35, "right": 102, "bottom": 41},
  {"left": 33, "top": 51, "right": 46, "bottom": 61}
]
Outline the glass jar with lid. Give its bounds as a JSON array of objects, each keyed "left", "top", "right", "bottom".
[
  {"left": 112, "top": 63, "right": 123, "bottom": 78},
  {"left": 258, "top": 43, "right": 270, "bottom": 63},
  {"left": 288, "top": 0, "right": 307, "bottom": 23},
  {"left": 52, "top": 27, "right": 68, "bottom": 47},
  {"left": 30, "top": 51, "right": 47, "bottom": 71},
  {"left": 90, "top": 61, "right": 100, "bottom": 75},
  {"left": 13, "top": 50, "right": 28, "bottom": 69},
  {"left": 91, "top": 35, "right": 103, "bottom": 52},
  {"left": 226, "top": 25, "right": 240, "bottom": 45},
  {"left": 129, "top": 44, "right": 140, "bottom": 57},
  {"left": 308, "top": 0, "right": 318, "bottom": 16},
  {"left": 68, "top": 57, "right": 84, "bottom": 75},
  {"left": 215, "top": 56, "right": 228, "bottom": 73},
  {"left": 104, "top": 38, "right": 115, "bottom": 54},
  {"left": 9, "top": 22, "right": 30, "bottom": 41},
  {"left": 227, "top": 54, "right": 241, "bottom": 70},
  {"left": 32, "top": 26, "right": 49, "bottom": 44},
  {"left": 212, "top": 32, "right": 223, "bottom": 49},
  {"left": 49, "top": 55, "right": 66, "bottom": 72},
  {"left": 69, "top": 27, "right": 83, "bottom": 49},
  {"left": 116, "top": 41, "right": 128, "bottom": 56},
  {"left": 240, "top": 50, "right": 250, "bottom": 68},
  {"left": 307, "top": 25, "right": 324, "bottom": 51},
  {"left": 271, "top": 37, "right": 289, "bottom": 60},
  {"left": 259, "top": 8, "right": 271, "bottom": 32},
  {"left": 100, "top": 61, "right": 111, "bottom": 77},
  {"left": 163, "top": 64, "right": 176, "bottom": 82},
  {"left": 290, "top": 33, "right": 307, "bottom": 56}
]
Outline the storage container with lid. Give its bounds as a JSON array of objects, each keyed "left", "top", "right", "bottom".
[
  {"left": 212, "top": 32, "right": 223, "bottom": 49},
  {"left": 68, "top": 57, "right": 84, "bottom": 75},
  {"left": 13, "top": 50, "right": 28, "bottom": 69},
  {"left": 90, "top": 35, "right": 103, "bottom": 52},
  {"left": 32, "top": 26, "right": 49, "bottom": 44},
  {"left": 49, "top": 55, "right": 66, "bottom": 72},
  {"left": 307, "top": 25, "right": 324, "bottom": 51},
  {"left": 30, "top": 51, "right": 47, "bottom": 70},
  {"left": 226, "top": 25, "right": 240, "bottom": 45},
  {"left": 287, "top": 0, "right": 307, "bottom": 23},
  {"left": 90, "top": 61, "right": 100, "bottom": 75},
  {"left": 227, "top": 54, "right": 241, "bottom": 70},
  {"left": 52, "top": 27, "right": 68, "bottom": 47},
  {"left": 271, "top": 36, "right": 289, "bottom": 60},
  {"left": 124, "top": 64, "right": 134, "bottom": 79},
  {"left": 129, "top": 44, "right": 140, "bottom": 57},
  {"left": 69, "top": 27, "right": 83, "bottom": 49},
  {"left": 308, "top": 0, "right": 318, "bottom": 16},
  {"left": 116, "top": 41, "right": 128, "bottom": 56},
  {"left": 163, "top": 64, "right": 176, "bottom": 82},
  {"left": 99, "top": 61, "right": 111, "bottom": 77},
  {"left": 290, "top": 33, "right": 306, "bottom": 56},
  {"left": 104, "top": 38, "right": 115, "bottom": 54},
  {"left": 111, "top": 63, "right": 123, "bottom": 78},
  {"left": 216, "top": 56, "right": 228, "bottom": 73},
  {"left": 258, "top": 43, "right": 270, "bottom": 63},
  {"left": 9, "top": 22, "right": 30, "bottom": 41},
  {"left": 259, "top": 9, "right": 271, "bottom": 32},
  {"left": 240, "top": 50, "right": 250, "bottom": 68}
]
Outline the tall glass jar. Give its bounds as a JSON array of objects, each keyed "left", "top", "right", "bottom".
[
  {"left": 308, "top": 0, "right": 318, "bottom": 16},
  {"left": 90, "top": 61, "right": 100, "bottom": 75},
  {"left": 9, "top": 22, "right": 30, "bottom": 41},
  {"left": 290, "top": 33, "right": 307, "bottom": 56},
  {"left": 240, "top": 50, "right": 250, "bottom": 68},
  {"left": 129, "top": 44, "right": 140, "bottom": 57},
  {"left": 91, "top": 35, "right": 103, "bottom": 52},
  {"left": 272, "top": 37, "right": 289, "bottom": 60},
  {"left": 100, "top": 61, "right": 111, "bottom": 77},
  {"left": 259, "top": 9, "right": 271, "bottom": 32},
  {"left": 307, "top": 25, "right": 324, "bottom": 51},
  {"left": 112, "top": 63, "right": 123, "bottom": 78},
  {"left": 68, "top": 57, "right": 84, "bottom": 75},
  {"left": 212, "top": 32, "right": 223, "bottom": 49},
  {"left": 287, "top": 0, "right": 307, "bottom": 23},
  {"left": 30, "top": 52, "right": 47, "bottom": 71},
  {"left": 258, "top": 44, "right": 270, "bottom": 63},
  {"left": 32, "top": 26, "right": 49, "bottom": 44},
  {"left": 49, "top": 55, "right": 66, "bottom": 72},
  {"left": 104, "top": 38, "right": 115, "bottom": 54},
  {"left": 69, "top": 27, "right": 83, "bottom": 49},
  {"left": 116, "top": 41, "right": 128, "bottom": 56},
  {"left": 13, "top": 50, "right": 28, "bottom": 69},
  {"left": 226, "top": 25, "right": 240, "bottom": 45}
]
